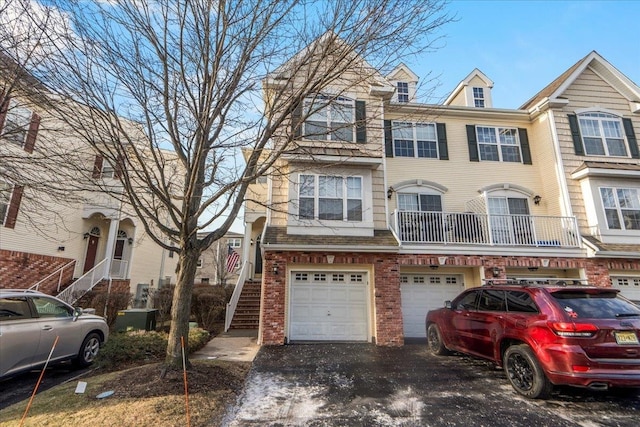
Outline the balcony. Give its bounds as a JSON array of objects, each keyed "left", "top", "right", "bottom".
[{"left": 391, "top": 210, "right": 580, "bottom": 248}]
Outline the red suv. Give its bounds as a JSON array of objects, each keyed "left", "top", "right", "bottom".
[{"left": 426, "top": 280, "right": 640, "bottom": 399}]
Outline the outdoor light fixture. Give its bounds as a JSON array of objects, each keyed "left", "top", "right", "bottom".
[
  {"left": 57, "top": 246, "right": 65, "bottom": 251},
  {"left": 387, "top": 187, "right": 394, "bottom": 199},
  {"left": 429, "top": 265, "right": 439, "bottom": 270},
  {"left": 533, "top": 195, "right": 542, "bottom": 205},
  {"left": 127, "top": 237, "right": 133, "bottom": 245},
  {"left": 528, "top": 266, "right": 539, "bottom": 272},
  {"left": 273, "top": 265, "right": 279, "bottom": 275},
  {"left": 492, "top": 267, "right": 501, "bottom": 277},
  {"left": 83, "top": 232, "right": 90, "bottom": 239}
]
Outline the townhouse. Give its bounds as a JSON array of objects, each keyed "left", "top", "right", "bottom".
[
  {"left": 238, "top": 39, "right": 640, "bottom": 346},
  {"left": 1, "top": 59, "right": 179, "bottom": 305}
]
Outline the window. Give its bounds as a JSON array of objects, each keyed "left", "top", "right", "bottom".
[
  {"left": 473, "top": 87, "right": 485, "bottom": 108},
  {"left": 227, "top": 238, "right": 241, "bottom": 248},
  {"left": 2, "top": 99, "right": 32, "bottom": 146},
  {"left": 397, "top": 82, "right": 409, "bottom": 103},
  {"left": 32, "top": 296, "right": 72, "bottom": 318},
  {"left": 0, "top": 297, "right": 31, "bottom": 320},
  {"left": 398, "top": 193, "right": 442, "bottom": 212},
  {"left": 476, "top": 126, "right": 521, "bottom": 162},
  {"left": 0, "top": 181, "right": 12, "bottom": 225},
  {"left": 298, "top": 174, "right": 362, "bottom": 221},
  {"left": 479, "top": 290, "right": 506, "bottom": 311},
  {"left": 505, "top": 291, "right": 538, "bottom": 313},
  {"left": 392, "top": 122, "right": 438, "bottom": 158},
  {"left": 578, "top": 113, "right": 627, "bottom": 156},
  {"left": 600, "top": 187, "right": 640, "bottom": 230},
  {"left": 455, "top": 291, "right": 479, "bottom": 310},
  {"left": 488, "top": 196, "right": 532, "bottom": 244},
  {"left": 303, "top": 95, "right": 354, "bottom": 142}
]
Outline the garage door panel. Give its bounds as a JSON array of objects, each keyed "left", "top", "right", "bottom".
[
  {"left": 290, "top": 271, "right": 369, "bottom": 342},
  {"left": 401, "top": 274, "right": 464, "bottom": 338}
]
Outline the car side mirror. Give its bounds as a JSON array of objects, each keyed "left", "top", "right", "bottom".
[
  {"left": 73, "top": 307, "right": 83, "bottom": 321},
  {"left": 445, "top": 300, "right": 452, "bottom": 309}
]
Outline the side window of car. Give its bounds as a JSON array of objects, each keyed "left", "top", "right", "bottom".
[
  {"left": 505, "top": 291, "right": 539, "bottom": 313},
  {"left": 478, "top": 290, "right": 506, "bottom": 311},
  {"left": 32, "top": 297, "right": 73, "bottom": 318},
  {"left": 455, "top": 291, "right": 479, "bottom": 310},
  {"left": 0, "top": 297, "right": 32, "bottom": 320}
]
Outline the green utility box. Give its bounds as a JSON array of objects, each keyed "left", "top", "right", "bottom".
[{"left": 114, "top": 309, "right": 158, "bottom": 332}]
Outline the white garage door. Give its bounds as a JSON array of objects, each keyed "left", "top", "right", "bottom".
[
  {"left": 612, "top": 277, "right": 640, "bottom": 304},
  {"left": 401, "top": 274, "right": 464, "bottom": 338},
  {"left": 289, "top": 271, "right": 369, "bottom": 341}
]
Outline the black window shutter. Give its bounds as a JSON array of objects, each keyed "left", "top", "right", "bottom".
[
  {"left": 518, "top": 128, "right": 532, "bottom": 165},
  {"left": 5, "top": 185, "right": 23, "bottom": 229},
  {"left": 92, "top": 155, "right": 104, "bottom": 178},
  {"left": 567, "top": 114, "right": 584, "bottom": 156},
  {"left": 0, "top": 94, "right": 9, "bottom": 135},
  {"left": 466, "top": 125, "right": 479, "bottom": 162},
  {"left": 23, "top": 112, "right": 40, "bottom": 154},
  {"left": 436, "top": 123, "right": 449, "bottom": 160},
  {"left": 355, "top": 100, "right": 366, "bottom": 143},
  {"left": 384, "top": 120, "right": 393, "bottom": 157},
  {"left": 622, "top": 118, "right": 639, "bottom": 159},
  {"left": 291, "top": 102, "right": 302, "bottom": 138}
]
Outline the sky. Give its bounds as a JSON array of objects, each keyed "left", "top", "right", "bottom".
[{"left": 413, "top": 0, "right": 640, "bottom": 108}]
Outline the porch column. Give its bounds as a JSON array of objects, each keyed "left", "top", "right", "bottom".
[
  {"left": 103, "top": 218, "right": 119, "bottom": 279},
  {"left": 243, "top": 221, "right": 253, "bottom": 273}
]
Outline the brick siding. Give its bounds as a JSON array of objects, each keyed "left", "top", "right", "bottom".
[{"left": 0, "top": 249, "right": 75, "bottom": 292}]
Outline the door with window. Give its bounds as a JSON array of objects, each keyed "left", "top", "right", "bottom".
[
  {"left": 398, "top": 193, "right": 443, "bottom": 242},
  {"left": 488, "top": 197, "right": 532, "bottom": 245}
]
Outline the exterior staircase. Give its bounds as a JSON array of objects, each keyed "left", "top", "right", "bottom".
[{"left": 228, "top": 280, "right": 261, "bottom": 329}]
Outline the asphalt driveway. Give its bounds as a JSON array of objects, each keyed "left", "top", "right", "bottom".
[{"left": 223, "top": 342, "right": 640, "bottom": 427}]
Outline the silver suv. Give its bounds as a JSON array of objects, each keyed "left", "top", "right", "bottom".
[{"left": 0, "top": 289, "right": 109, "bottom": 379}]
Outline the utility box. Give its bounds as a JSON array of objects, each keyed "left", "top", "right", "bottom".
[{"left": 114, "top": 309, "right": 158, "bottom": 332}]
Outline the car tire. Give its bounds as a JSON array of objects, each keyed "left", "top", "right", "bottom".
[
  {"left": 504, "top": 344, "right": 552, "bottom": 399},
  {"left": 74, "top": 332, "right": 101, "bottom": 367},
  {"left": 427, "top": 323, "right": 450, "bottom": 356}
]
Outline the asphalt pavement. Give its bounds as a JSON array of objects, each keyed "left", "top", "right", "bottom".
[{"left": 223, "top": 341, "right": 640, "bottom": 427}]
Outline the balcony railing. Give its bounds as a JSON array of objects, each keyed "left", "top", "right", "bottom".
[
  {"left": 392, "top": 210, "right": 580, "bottom": 248},
  {"left": 110, "top": 259, "right": 129, "bottom": 279}
]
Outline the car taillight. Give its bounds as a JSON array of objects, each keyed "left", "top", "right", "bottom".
[{"left": 548, "top": 322, "right": 598, "bottom": 338}]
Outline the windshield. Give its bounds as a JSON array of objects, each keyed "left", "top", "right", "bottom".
[{"left": 551, "top": 290, "right": 640, "bottom": 319}]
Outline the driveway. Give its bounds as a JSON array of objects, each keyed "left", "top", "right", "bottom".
[{"left": 223, "top": 342, "right": 640, "bottom": 427}]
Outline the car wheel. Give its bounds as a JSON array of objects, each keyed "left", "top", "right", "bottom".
[
  {"left": 427, "top": 323, "right": 450, "bottom": 356},
  {"left": 504, "top": 344, "right": 552, "bottom": 399},
  {"left": 74, "top": 332, "right": 101, "bottom": 367}
]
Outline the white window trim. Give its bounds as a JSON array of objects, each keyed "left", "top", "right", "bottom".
[
  {"left": 476, "top": 126, "right": 522, "bottom": 163},
  {"left": 391, "top": 121, "right": 439, "bottom": 159},
  {"left": 227, "top": 238, "right": 241, "bottom": 248},
  {"left": 0, "top": 180, "right": 13, "bottom": 225},
  {"left": 577, "top": 111, "right": 629, "bottom": 158},
  {"left": 302, "top": 95, "right": 356, "bottom": 142},
  {"left": 473, "top": 87, "right": 485, "bottom": 108},
  {"left": 397, "top": 82, "right": 410, "bottom": 103},
  {"left": 599, "top": 186, "right": 640, "bottom": 231},
  {"left": 2, "top": 99, "right": 32, "bottom": 147},
  {"left": 298, "top": 174, "right": 363, "bottom": 222}
]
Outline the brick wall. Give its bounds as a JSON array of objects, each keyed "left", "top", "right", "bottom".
[
  {"left": 261, "top": 251, "right": 403, "bottom": 347},
  {"left": 0, "top": 249, "right": 75, "bottom": 292}
]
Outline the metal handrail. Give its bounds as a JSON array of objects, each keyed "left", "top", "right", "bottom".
[
  {"left": 225, "top": 260, "right": 251, "bottom": 332},
  {"left": 29, "top": 260, "right": 76, "bottom": 292},
  {"left": 56, "top": 258, "right": 108, "bottom": 305}
]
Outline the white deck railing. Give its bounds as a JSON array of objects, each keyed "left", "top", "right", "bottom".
[
  {"left": 29, "top": 260, "right": 76, "bottom": 292},
  {"left": 392, "top": 210, "right": 580, "bottom": 247},
  {"left": 225, "top": 260, "right": 251, "bottom": 332},
  {"left": 56, "top": 259, "right": 109, "bottom": 305}
]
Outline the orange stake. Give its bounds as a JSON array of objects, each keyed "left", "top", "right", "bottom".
[
  {"left": 181, "top": 335, "right": 191, "bottom": 427},
  {"left": 20, "top": 335, "right": 59, "bottom": 427}
]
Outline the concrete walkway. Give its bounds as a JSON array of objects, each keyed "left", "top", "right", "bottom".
[{"left": 192, "top": 329, "right": 259, "bottom": 362}]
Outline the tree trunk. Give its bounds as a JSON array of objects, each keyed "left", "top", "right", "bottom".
[{"left": 164, "top": 248, "right": 199, "bottom": 368}]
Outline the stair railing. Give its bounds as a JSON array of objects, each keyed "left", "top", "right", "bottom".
[
  {"left": 225, "top": 260, "right": 251, "bottom": 332},
  {"left": 29, "top": 260, "right": 76, "bottom": 292},
  {"left": 56, "top": 259, "right": 108, "bottom": 305}
]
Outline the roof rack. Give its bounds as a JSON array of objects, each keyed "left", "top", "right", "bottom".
[
  {"left": 0, "top": 289, "right": 44, "bottom": 293},
  {"left": 482, "top": 278, "right": 590, "bottom": 287}
]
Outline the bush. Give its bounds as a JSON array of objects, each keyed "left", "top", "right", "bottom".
[
  {"left": 150, "top": 284, "right": 175, "bottom": 329},
  {"left": 96, "top": 327, "right": 211, "bottom": 369},
  {"left": 191, "top": 284, "right": 232, "bottom": 332},
  {"left": 76, "top": 290, "right": 132, "bottom": 328}
]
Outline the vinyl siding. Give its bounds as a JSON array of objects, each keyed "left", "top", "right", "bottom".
[{"left": 554, "top": 67, "right": 640, "bottom": 236}]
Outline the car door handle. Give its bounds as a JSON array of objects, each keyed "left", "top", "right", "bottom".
[{"left": 42, "top": 325, "right": 53, "bottom": 331}]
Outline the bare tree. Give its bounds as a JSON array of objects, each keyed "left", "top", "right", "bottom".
[{"left": 23, "top": 0, "right": 453, "bottom": 369}]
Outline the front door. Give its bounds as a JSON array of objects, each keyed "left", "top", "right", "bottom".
[
  {"left": 254, "top": 236, "right": 262, "bottom": 274},
  {"left": 488, "top": 197, "right": 532, "bottom": 245},
  {"left": 83, "top": 235, "right": 99, "bottom": 273}
]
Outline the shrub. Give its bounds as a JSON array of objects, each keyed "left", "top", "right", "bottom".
[
  {"left": 191, "top": 284, "right": 231, "bottom": 332},
  {"left": 96, "top": 327, "right": 211, "bottom": 368},
  {"left": 77, "top": 290, "right": 131, "bottom": 327},
  {"left": 150, "top": 284, "right": 175, "bottom": 329}
]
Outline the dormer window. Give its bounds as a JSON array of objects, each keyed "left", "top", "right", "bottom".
[
  {"left": 473, "top": 87, "right": 485, "bottom": 108},
  {"left": 397, "top": 82, "right": 409, "bottom": 103}
]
